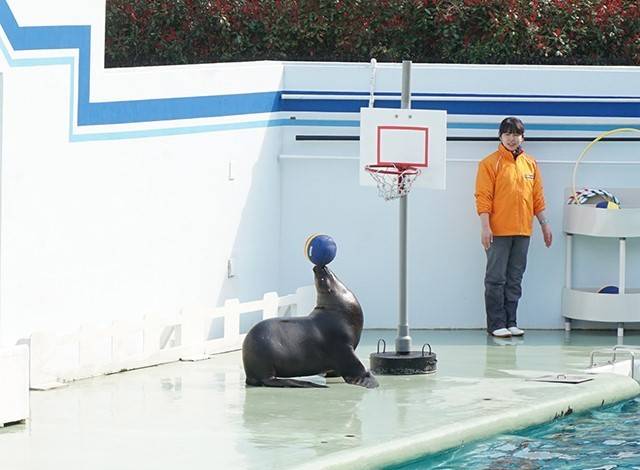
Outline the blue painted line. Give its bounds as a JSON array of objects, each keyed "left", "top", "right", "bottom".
[
  {"left": 284, "top": 90, "right": 640, "bottom": 100},
  {"left": 0, "top": 0, "right": 92, "bottom": 117},
  {"left": 0, "top": 29, "right": 71, "bottom": 67},
  {"left": 281, "top": 98, "right": 640, "bottom": 118},
  {"left": 71, "top": 119, "right": 282, "bottom": 142},
  {"left": 285, "top": 119, "right": 359, "bottom": 127},
  {"left": 10, "top": 56, "right": 72, "bottom": 67},
  {"left": 0, "top": 0, "right": 282, "bottom": 126},
  {"left": 449, "top": 122, "right": 640, "bottom": 132},
  {"left": 68, "top": 56, "right": 75, "bottom": 140},
  {"left": 84, "top": 92, "right": 283, "bottom": 125},
  {"left": 69, "top": 119, "right": 361, "bottom": 142}
]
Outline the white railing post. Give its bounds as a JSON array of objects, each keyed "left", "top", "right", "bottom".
[
  {"left": 0, "top": 345, "right": 30, "bottom": 425},
  {"left": 202, "top": 306, "right": 226, "bottom": 355},
  {"left": 78, "top": 324, "right": 109, "bottom": 378},
  {"left": 262, "top": 292, "right": 279, "bottom": 320},
  {"left": 179, "top": 308, "right": 208, "bottom": 361},
  {"left": 295, "top": 285, "right": 316, "bottom": 317},
  {"left": 29, "top": 331, "right": 65, "bottom": 390},
  {"left": 111, "top": 320, "right": 128, "bottom": 369},
  {"left": 223, "top": 298, "right": 241, "bottom": 349},
  {"left": 143, "top": 313, "right": 163, "bottom": 356}
]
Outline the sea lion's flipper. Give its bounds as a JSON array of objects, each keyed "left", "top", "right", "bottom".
[
  {"left": 343, "top": 371, "right": 379, "bottom": 389},
  {"left": 332, "top": 346, "right": 380, "bottom": 389},
  {"left": 253, "top": 377, "right": 328, "bottom": 388}
]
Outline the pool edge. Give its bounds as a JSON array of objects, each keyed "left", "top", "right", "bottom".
[{"left": 294, "top": 373, "right": 640, "bottom": 470}]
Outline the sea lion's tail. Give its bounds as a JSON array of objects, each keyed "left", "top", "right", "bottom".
[{"left": 246, "top": 377, "right": 327, "bottom": 388}]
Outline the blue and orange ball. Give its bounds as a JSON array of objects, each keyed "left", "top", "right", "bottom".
[
  {"left": 305, "top": 234, "right": 337, "bottom": 266},
  {"left": 596, "top": 200, "right": 620, "bottom": 210}
]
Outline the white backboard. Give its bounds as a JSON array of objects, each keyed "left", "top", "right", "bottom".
[{"left": 360, "top": 108, "right": 447, "bottom": 190}]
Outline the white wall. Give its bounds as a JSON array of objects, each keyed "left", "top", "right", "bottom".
[
  {"left": 1, "top": 106, "right": 283, "bottom": 343},
  {"left": 0, "top": 0, "right": 285, "bottom": 345},
  {"left": 278, "top": 63, "right": 640, "bottom": 329},
  {"left": 0, "top": 1, "right": 638, "bottom": 343}
]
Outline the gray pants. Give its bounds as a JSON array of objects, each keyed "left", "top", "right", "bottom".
[{"left": 484, "top": 236, "right": 530, "bottom": 332}]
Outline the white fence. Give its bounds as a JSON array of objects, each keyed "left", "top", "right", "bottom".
[
  {"left": 0, "top": 345, "right": 29, "bottom": 426},
  {"left": 29, "top": 286, "right": 316, "bottom": 390}
]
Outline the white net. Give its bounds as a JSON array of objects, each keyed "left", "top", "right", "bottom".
[{"left": 365, "top": 164, "right": 421, "bottom": 201}]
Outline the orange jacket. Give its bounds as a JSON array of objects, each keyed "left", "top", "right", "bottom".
[{"left": 475, "top": 144, "right": 546, "bottom": 236}]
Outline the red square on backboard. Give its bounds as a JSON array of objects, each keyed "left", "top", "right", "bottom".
[{"left": 376, "top": 126, "right": 429, "bottom": 167}]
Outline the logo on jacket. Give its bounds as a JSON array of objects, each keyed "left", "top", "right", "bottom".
[{"left": 524, "top": 174, "right": 534, "bottom": 180}]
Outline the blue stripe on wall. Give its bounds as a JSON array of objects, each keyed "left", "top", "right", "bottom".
[
  {"left": 0, "top": 0, "right": 94, "bottom": 121},
  {"left": 0, "top": 0, "right": 282, "bottom": 126},
  {"left": 285, "top": 90, "right": 640, "bottom": 100},
  {"left": 0, "top": 0, "right": 638, "bottom": 133},
  {"left": 281, "top": 98, "right": 640, "bottom": 118},
  {"left": 86, "top": 92, "right": 283, "bottom": 125}
]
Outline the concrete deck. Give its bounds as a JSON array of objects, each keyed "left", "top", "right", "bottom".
[{"left": 1, "top": 330, "right": 639, "bottom": 470}]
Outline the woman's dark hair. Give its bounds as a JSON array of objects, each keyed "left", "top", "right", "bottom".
[{"left": 499, "top": 117, "right": 525, "bottom": 137}]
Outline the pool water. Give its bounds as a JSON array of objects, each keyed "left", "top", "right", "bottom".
[{"left": 389, "top": 397, "right": 640, "bottom": 470}]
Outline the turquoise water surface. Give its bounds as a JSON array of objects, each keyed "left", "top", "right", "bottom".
[{"left": 389, "top": 397, "right": 640, "bottom": 470}]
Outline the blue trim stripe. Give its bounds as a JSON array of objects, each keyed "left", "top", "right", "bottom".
[
  {"left": 290, "top": 120, "right": 638, "bottom": 133},
  {"left": 0, "top": 1, "right": 93, "bottom": 119},
  {"left": 450, "top": 122, "right": 639, "bottom": 132},
  {"left": 285, "top": 90, "right": 640, "bottom": 100},
  {"left": 70, "top": 119, "right": 360, "bottom": 142},
  {"left": 87, "top": 92, "right": 282, "bottom": 125},
  {"left": 281, "top": 98, "right": 640, "bottom": 118},
  {"left": 0, "top": 0, "right": 282, "bottom": 126}
]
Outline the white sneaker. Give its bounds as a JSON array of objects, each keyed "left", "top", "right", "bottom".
[
  {"left": 508, "top": 326, "right": 524, "bottom": 336},
  {"left": 491, "top": 328, "right": 511, "bottom": 338}
]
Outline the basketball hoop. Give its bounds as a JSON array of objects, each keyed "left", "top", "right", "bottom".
[{"left": 365, "top": 164, "right": 421, "bottom": 201}]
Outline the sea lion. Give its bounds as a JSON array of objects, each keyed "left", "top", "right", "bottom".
[{"left": 242, "top": 265, "right": 378, "bottom": 389}]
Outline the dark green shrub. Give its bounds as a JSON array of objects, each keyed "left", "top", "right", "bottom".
[{"left": 105, "top": 0, "right": 640, "bottom": 67}]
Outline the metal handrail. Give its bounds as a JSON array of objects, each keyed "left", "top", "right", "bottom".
[
  {"left": 590, "top": 347, "right": 637, "bottom": 379},
  {"left": 613, "top": 345, "right": 640, "bottom": 364}
]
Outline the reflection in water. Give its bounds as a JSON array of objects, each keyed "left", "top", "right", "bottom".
[
  {"left": 484, "top": 335, "right": 523, "bottom": 378},
  {"left": 160, "top": 377, "right": 182, "bottom": 392},
  {"left": 240, "top": 385, "right": 366, "bottom": 457},
  {"left": 159, "top": 377, "right": 183, "bottom": 402},
  {"left": 560, "top": 329, "right": 640, "bottom": 347}
]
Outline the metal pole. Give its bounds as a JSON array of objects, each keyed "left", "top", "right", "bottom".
[
  {"left": 401, "top": 61, "right": 411, "bottom": 110},
  {"left": 618, "top": 237, "right": 626, "bottom": 338},
  {"left": 564, "top": 233, "right": 572, "bottom": 332},
  {"left": 619, "top": 237, "right": 626, "bottom": 294},
  {"left": 396, "top": 60, "right": 412, "bottom": 355},
  {"left": 564, "top": 234, "right": 572, "bottom": 289}
]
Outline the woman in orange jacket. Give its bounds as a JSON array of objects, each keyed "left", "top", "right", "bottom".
[{"left": 475, "top": 117, "right": 553, "bottom": 338}]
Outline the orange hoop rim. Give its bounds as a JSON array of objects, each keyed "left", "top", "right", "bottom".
[{"left": 365, "top": 163, "right": 420, "bottom": 176}]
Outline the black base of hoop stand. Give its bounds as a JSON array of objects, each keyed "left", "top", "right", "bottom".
[{"left": 370, "top": 340, "right": 437, "bottom": 375}]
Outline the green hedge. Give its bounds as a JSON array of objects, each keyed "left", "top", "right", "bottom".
[{"left": 105, "top": 0, "right": 640, "bottom": 67}]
